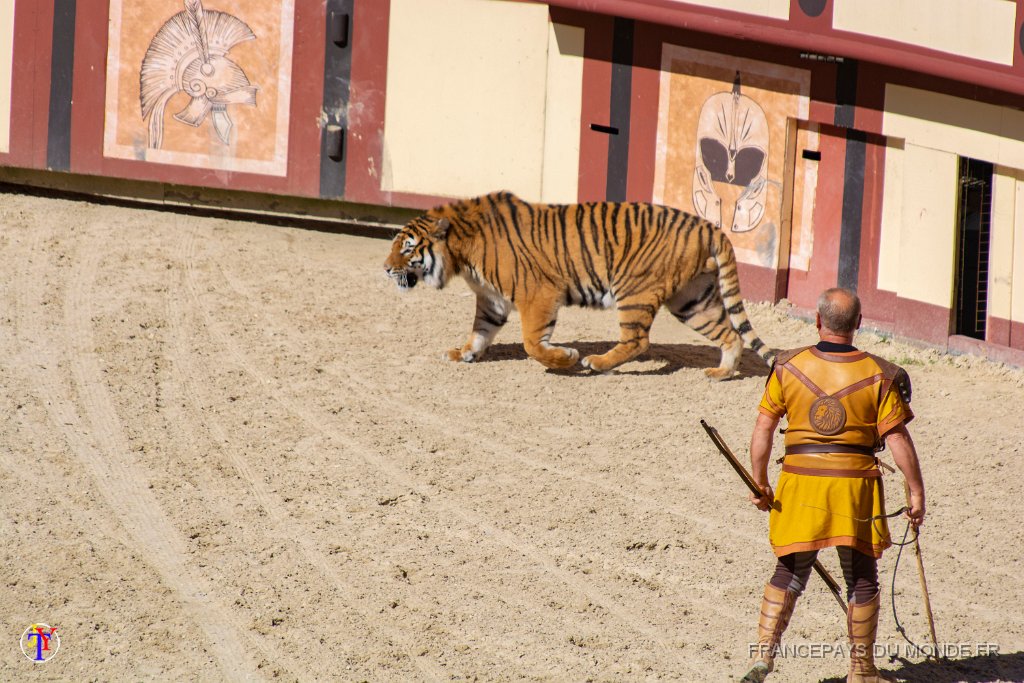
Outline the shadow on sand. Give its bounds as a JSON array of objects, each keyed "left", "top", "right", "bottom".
[
  {"left": 816, "top": 650, "right": 1024, "bottom": 683},
  {"left": 476, "top": 341, "right": 772, "bottom": 378}
]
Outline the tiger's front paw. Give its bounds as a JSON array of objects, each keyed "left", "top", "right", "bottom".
[
  {"left": 704, "top": 366, "right": 735, "bottom": 381},
  {"left": 534, "top": 346, "right": 579, "bottom": 369},
  {"left": 446, "top": 347, "right": 477, "bottom": 363},
  {"left": 581, "top": 354, "right": 615, "bottom": 373}
]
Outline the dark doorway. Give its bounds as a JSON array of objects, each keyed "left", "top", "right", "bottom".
[{"left": 953, "top": 158, "right": 993, "bottom": 340}]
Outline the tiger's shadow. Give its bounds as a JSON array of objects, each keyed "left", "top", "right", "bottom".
[
  {"left": 477, "top": 342, "right": 771, "bottom": 378},
  {"left": 816, "top": 650, "right": 1024, "bottom": 683}
]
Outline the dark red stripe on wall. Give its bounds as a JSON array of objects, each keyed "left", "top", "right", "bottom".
[
  {"left": 343, "top": 0, "right": 388, "bottom": 205},
  {"left": 0, "top": 2, "right": 43, "bottom": 169},
  {"left": 625, "top": 21, "right": 659, "bottom": 203},
  {"left": 855, "top": 135, "right": 895, "bottom": 325},
  {"left": 785, "top": 124, "right": 847, "bottom": 311},
  {"left": 894, "top": 297, "right": 951, "bottom": 346},
  {"left": 320, "top": 0, "right": 353, "bottom": 199},
  {"left": 576, "top": 12, "right": 613, "bottom": 202},
  {"left": 605, "top": 17, "right": 633, "bottom": 202},
  {"left": 988, "top": 317, "right": 1024, "bottom": 352},
  {"left": 46, "top": 0, "right": 76, "bottom": 171}
]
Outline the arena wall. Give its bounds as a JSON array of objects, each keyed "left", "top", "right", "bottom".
[{"left": 1, "top": 0, "right": 1023, "bottom": 364}]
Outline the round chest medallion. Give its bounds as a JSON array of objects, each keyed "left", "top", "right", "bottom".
[{"left": 809, "top": 396, "right": 847, "bottom": 435}]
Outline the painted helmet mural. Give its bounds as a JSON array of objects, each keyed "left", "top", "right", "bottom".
[
  {"left": 140, "top": 0, "right": 259, "bottom": 149},
  {"left": 692, "top": 72, "right": 769, "bottom": 233}
]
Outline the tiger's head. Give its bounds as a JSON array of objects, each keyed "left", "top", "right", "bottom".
[{"left": 384, "top": 215, "right": 452, "bottom": 291}]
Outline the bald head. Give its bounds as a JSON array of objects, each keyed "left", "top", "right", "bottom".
[{"left": 817, "top": 287, "right": 862, "bottom": 336}]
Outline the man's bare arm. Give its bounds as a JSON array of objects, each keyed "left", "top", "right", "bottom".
[
  {"left": 885, "top": 423, "right": 926, "bottom": 527},
  {"left": 749, "top": 412, "right": 780, "bottom": 511}
]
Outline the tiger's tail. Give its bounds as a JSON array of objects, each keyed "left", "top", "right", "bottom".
[{"left": 711, "top": 230, "right": 776, "bottom": 367}]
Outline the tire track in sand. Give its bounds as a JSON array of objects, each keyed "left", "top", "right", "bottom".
[
  {"left": 167, "top": 222, "right": 446, "bottom": 681},
  {"left": 182, "top": 224, "right": 706, "bottom": 677},
  {"left": 177, "top": 223, "right": 577, "bottom": 676},
  {"left": 16, "top": 226, "right": 266, "bottom": 682},
  {"left": 212, "top": 233, "right": 754, "bottom": 636}
]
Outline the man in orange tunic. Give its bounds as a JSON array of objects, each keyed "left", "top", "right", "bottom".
[{"left": 740, "top": 288, "right": 926, "bottom": 683}]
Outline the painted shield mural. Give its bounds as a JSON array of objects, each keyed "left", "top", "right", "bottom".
[
  {"left": 104, "top": 0, "right": 295, "bottom": 176},
  {"left": 654, "top": 46, "right": 810, "bottom": 269}
]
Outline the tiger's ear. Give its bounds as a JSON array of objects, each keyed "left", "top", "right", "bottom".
[{"left": 433, "top": 217, "right": 450, "bottom": 238}]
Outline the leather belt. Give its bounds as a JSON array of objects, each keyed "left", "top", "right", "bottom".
[
  {"left": 781, "top": 463, "right": 882, "bottom": 478},
  {"left": 781, "top": 444, "right": 881, "bottom": 478},
  {"left": 785, "top": 443, "right": 876, "bottom": 456}
]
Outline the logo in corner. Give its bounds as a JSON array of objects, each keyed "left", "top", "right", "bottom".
[{"left": 21, "top": 623, "right": 60, "bottom": 663}]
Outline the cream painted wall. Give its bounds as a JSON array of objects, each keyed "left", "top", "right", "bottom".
[
  {"left": 877, "top": 140, "right": 904, "bottom": 293},
  {"left": 989, "top": 169, "right": 1018, "bottom": 322},
  {"left": 883, "top": 85, "right": 1024, "bottom": 168},
  {"left": 383, "top": 0, "right": 552, "bottom": 201},
  {"left": 0, "top": 0, "right": 14, "bottom": 155},
  {"left": 541, "top": 23, "right": 583, "bottom": 204},
  {"left": 662, "top": 0, "right": 789, "bottom": 20},
  {"left": 896, "top": 144, "right": 959, "bottom": 309},
  {"left": 1014, "top": 181, "right": 1024, "bottom": 323},
  {"left": 883, "top": 84, "right": 1024, "bottom": 320},
  {"left": 834, "top": 0, "right": 1016, "bottom": 66}
]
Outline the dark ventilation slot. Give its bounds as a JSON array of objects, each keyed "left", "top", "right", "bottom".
[
  {"left": 801, "top": 149, "right": 821, "bottom": 161},
  {"left": 328, "top": 10, "right": 349, "bottom": 47},
  {"left": 953, "top": 157, "right": 993, "bottom": 340},
  {"left": 590, "top": 123, "right": 619, "bottom": 135}
]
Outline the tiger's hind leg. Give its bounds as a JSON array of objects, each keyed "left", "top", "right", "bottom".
[
  {"left": 518, "top": 296, "right": 579, "bottom": 369},
  {"left": 667, "top": 280, "right": 742, "bottom": 380},
  {"left": 581, "top": 293, "right": 661, "bottom": 373},
  {"left": 447, "top": 291, "right": 512, "bottom": 362}
]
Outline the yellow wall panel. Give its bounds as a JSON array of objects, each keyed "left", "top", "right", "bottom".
[
  {"left": 883, "top": 85, "right": 1024, "bottom": 168},
  {"left": 877, "top": 140, "right": 904, "bottom": 293},
  {"left": 1014, "top": 181, "right": 1024, "bottom": 323},
  {"left": 897, "top": 144, "right": 958, "bottom": 309},
  {"left": 834, "top": 0, "right": 1016, "bottom": 66},
  {"left": 541, "top": 23, "right": 584, "bottom": 204},
  {"left": 383, "top": 0, "right": 550, "bottom": 200},
  {"left": 990, "top": 168, "right": 1018, "bottom": 321}
]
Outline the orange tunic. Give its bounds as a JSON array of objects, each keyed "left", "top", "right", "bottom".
[{"left": 758, "top": 346, "right": 913, "bottom": 558}]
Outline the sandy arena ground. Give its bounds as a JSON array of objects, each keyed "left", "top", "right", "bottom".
[{"left": 1, "top": 188, "right": 1023, "bottom": 682}]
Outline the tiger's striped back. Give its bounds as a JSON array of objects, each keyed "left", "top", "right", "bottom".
[{"left": 385, "top": 191, "right": 774, "bottom": 375}]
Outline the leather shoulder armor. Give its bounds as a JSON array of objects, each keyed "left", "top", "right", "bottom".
[
  {"left": 767, "top": 346, "right": 812, "bottom": 384},
  {"left": 772, "top": 346, "right": 811, "bottom": 368},
  {"left": 865, "top": 352, "right": 912, "bottom": 403}
]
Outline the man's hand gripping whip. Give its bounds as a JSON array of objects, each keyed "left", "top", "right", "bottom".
[
  {"left": 892, "top": 480, "right": 940, "bottom": 659},
  {"left": 700, "top": 419, "right": 848, "bottom": 615}
]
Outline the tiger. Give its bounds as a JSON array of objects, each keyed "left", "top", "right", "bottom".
[{"left": 383, "top": 191, "right": 774, "bottom": 378}]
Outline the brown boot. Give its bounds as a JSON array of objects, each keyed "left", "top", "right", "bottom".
[
  {"left": 740, "top": 583, "right": 799, "bottom": 683},
  {"left": 847, "top": 592, "right": 894, "bottom": 682}
]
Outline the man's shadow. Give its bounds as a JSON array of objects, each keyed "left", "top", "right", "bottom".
[
  {"left": 477, "top": 342, "right": 771, "bottom": 378},
  {"left": 817, "top": 651, "right": 1024, "bottom": 683}
]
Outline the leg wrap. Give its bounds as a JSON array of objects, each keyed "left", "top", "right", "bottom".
[
  {"left": 847, "top": 591, "right": 893, "bottom": 682},
  {"left": 741, "top": 583, "right": 799, "bottom": 682}
]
